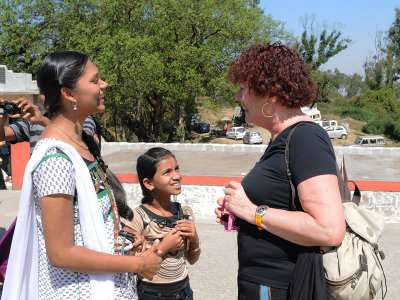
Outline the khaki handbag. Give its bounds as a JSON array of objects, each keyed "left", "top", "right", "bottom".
[
  {"left": 285, "top": 122, "right": 387, "bottom": 300},
  {"left": 323, "top": 201, "right": 386, "bottom": 300}
]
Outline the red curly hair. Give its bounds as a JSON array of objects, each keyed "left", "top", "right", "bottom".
[{"left": 228, "top": 42, "right": 317, "bottom": 108}]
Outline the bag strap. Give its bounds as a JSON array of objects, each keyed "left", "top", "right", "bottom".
[{"left": 284, "top": 121, "right": 361, "bottom": 210}]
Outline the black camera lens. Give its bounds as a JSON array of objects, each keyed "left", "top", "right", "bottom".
[
  {"left": 118, "top": 230, "right": 136, "bottom": 243},
  {"left": 0, "top": 102, "right": 23, "bottom": 115}
]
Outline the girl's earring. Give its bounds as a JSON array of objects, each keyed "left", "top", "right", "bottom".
[{"left": 73, "top": 100, "right": 78, "bottom": 111}]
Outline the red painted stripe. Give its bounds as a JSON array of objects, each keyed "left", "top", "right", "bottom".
[
  {"left": 182, "top": 176, "right": 243, "bottom": 186},
  {"left": 115, "top": 174, "right": 400, "bottom": 192},
  {"left": 347, "top": 181, "right": 400, "bottom": 192},
  {"left": 116, "top": 174, "right": 138, "bottom": 182}
]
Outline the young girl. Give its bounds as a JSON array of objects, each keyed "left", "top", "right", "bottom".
[
  {"left": 130, "top": 147, "right": 201, "bottom": 300},
  {"left": 2, "top": 51, "right": 161, "bottom": 300}
]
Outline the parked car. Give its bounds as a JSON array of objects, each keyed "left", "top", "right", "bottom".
[
  {"left": 243, "top": 131, "right": 263, "bottom": 144},
  {"left": 226, "top": 126, "right": 246, "bottom": 140},
  {"left": 315, "top": 119, "right": 338, "bottom": 129},
  {"left": 325, "top": 126, "right": 348, "bottom": 139},
  {"left": 193, "top": 122, "right": 210, "bottom": 133},
  {"left": 345, "top": 135, "right": 386, "bottom": 147}
]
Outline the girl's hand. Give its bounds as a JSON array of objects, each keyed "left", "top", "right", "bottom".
[
  {"left": 223, "top": 181, "right": 257, "bottom": 224},
  {"left": 159, "top": 228, "right": 184, "bottom": 254},
  {"left": 176, "top": 219, "right": 197, "bottom": 241},
  {"left": 121, "top": 226, "right": 146, "bottom": 254},
  {"left": 130, "top": 231, "right": 146, "bottom": 254}
]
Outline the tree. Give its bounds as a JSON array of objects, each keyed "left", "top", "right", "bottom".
[
  {"left": 346, "top": 73, "right": 366, "bottom": 97},
  {"left": 364, "top": 8, "right": 400, "bottom": 90},
  {"left": 294, "top": 15, "right": 351, "bottom": 70},
  {"left": 0, "top": 0, "right": 98, "bottom": 74},
  {"left": 387, "top": 8, "right": 400, "bottom": 83},
  {"left": 79, "top": 0, "right": 291, "bottom": 142},
  {"left": 0, "top": 0, "right": 291, "bottom": 142}
]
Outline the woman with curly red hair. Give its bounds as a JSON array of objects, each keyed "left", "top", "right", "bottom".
[{"left": 215, "top": 42, "right": 345, "bottom": 299}]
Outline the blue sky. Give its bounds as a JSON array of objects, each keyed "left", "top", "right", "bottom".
[{"left": 260, "top": 0, "right": 399, "bottom": 75}]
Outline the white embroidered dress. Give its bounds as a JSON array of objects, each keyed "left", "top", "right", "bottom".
[{"left": 32, "top": 139, "right": 137, "bottom": 299}]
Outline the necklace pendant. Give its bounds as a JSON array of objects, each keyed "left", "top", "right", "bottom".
[{"left": 114, "top": 237, "right": 120, "bottom": 254}]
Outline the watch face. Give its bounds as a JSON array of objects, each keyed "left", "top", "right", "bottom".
[{"left": 256, "top": 205, "right": 268, "bottom": 215}]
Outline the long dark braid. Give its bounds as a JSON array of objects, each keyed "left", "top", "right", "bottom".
[{"left": 82, "top": 131, "right": 133, "bottom": 221}]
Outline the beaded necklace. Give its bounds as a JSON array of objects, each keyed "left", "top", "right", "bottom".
[{"left": 93, "top": 161, "right": 121, "bottom": 254}]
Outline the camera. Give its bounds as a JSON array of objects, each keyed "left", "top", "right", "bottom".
[
  {"left": 0, "top": 102, "right": 23, "bottom": 115},
  {"left": 179, "top": 214, "right": 192, "bottom": 221},
  {"left": 118, "top": 230, "right": 136, "bottom": 243},
  {"left": 220, "top": 201, "right": 239, "bottom": 232}
]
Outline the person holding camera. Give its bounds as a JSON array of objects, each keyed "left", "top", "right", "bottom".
[
  {"left": 0, "top": 97, "right": 98, "bottom": 154},
  {"left": 129, "top": 147, "right": 200, "bottom": 300}
]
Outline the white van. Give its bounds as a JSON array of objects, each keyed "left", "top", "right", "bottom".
[
  {"left": 346, "top": 135, "right": 386, "bottom": 147},
  {"left": 315, "top": 119, "right": 338, "bottom": 129},
  {"left": 301, "top": 106, "right": 321, "bottom": 121}
]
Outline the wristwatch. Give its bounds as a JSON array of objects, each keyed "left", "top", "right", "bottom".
[{"left": 255, "top": 205, "right": 269, "bottom": 230}]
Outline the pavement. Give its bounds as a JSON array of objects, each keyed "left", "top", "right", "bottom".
[
  {"left": 1, "top": 148, "right": 399, "bottom": 298},
  {"left": 102, "top": 149, "right": 400, "bottom": 181},
  {"left": 0, "top": 189, "right": 399, "bottom": 299}
]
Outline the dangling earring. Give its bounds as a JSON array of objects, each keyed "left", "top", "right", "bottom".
[
  {"left": 261, "top": 102, "right": 276, "bottom": 118},
  {"left": 73, "top": 100, "right": 78, "bottom": 111}
]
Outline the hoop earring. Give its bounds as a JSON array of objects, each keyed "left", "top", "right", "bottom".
[
  {"left": 73, "top": 100, "right": 78, "bottom": 111},
  {"left": 261, "top": 102, "right": 276, "bottom": 118}
]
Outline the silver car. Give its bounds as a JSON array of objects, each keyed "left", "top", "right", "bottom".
[
  {"left": 243, "top": 131, "right": 263, "bottom": 144},
  {"left": 226, "top": 126, "right": 246, "bottom": 140},
  {"left": 325, "top": 126, "right": 348, "bottom": 140}
]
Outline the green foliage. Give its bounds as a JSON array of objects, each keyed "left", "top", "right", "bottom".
[
  {"left": 362, "top": 117, "right": 389, "bottom": 135},
  {"left": 388, "top": 8, "right": 400, "bottom": 82},
  {"left": 363, "top": 118, "right": 400, "bottom": 141},
  {"left": 346, "top": 73, "right": 366, "bottom": 97},
  {"left": 0, "top": 0, "right": 99, "bottom": 74},
  {"left": 0, "top": 0, "right": 291, "bottom": 142},
  {"left": 385, "top": 121, "right": 400, "bottom": 141},
  {"left": 338, "top": 107, "right": 374, "bottom": 122},
  {"left": 294, "top": 16, "right": 351, "bottom": 70},
  {"left": 310, "top": 69, "right": 366, "bottom": 103},
  {"left": 359, "top": 89, "right": 400, "bottom": 118},
  {"left": 364, "top": 8, "right": 400, "bottom": 90}
]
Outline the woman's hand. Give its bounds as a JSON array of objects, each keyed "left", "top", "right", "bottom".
[
  {"left": 222, "top": 181, "right": 257, "bottom": 224},
  {"left": 215, "top": 199, "right": 223, "bottom": 224},
  {"left": 136, "top": 240, "right": 162, "bottom": 280},
  {"left": 158, "top": 228, "right": 184, "bottom": 254}
]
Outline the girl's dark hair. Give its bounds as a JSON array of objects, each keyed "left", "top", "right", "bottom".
[
  {"left": 82, "top": 132, "right": 133, "bottom": 220},
  {"left": 37, "top": 51, "right": 89, "bottom": 118},
  {"left": 136, "top": 147, "right": 176, "bottom": 204}
]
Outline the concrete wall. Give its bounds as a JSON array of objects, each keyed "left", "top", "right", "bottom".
[
  {"left": 102, "top": 142, "right": 400, "bottom": 157},
  {"left": 123, "top": 182, "right": 400, "bottom": 223},
  {"left": 0, "top": 65, "right": 39, "bottom": 94},
  {"left": 106, "top": 142, "right": 400, "bottom": 223}
]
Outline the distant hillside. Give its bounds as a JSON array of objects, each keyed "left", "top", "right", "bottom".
[{"left": 193, "top": 103, "right": 400, "bottom": 147}]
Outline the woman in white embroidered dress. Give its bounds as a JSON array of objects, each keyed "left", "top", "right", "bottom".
[{"left": 2, "top": 51, "right": 162, "bottom": 300}]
